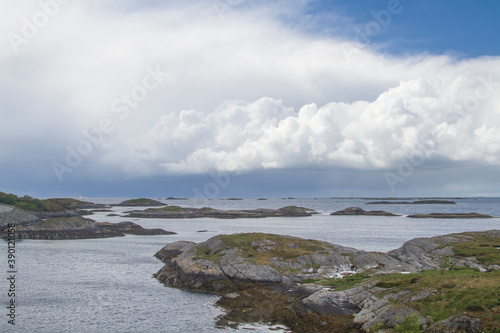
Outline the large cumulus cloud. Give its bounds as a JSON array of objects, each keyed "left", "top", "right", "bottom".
[{"left": 105, "top": 67, "right": 500, "bottom": 176}]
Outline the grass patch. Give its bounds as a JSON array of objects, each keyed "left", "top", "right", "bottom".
[
  {"left": 445, "top": 233, "right": 500, "bottom": 265},
  {"left": 0, "top": 193, "right": 97, "bottom": 212},
  {"left": 372, "top": 269, "right": 500, "bottom": 330},
  {"left": 218, "top": 233, "right": 330, "bottom": 266},
  {"left": 300, "top": 267, "right": 500, "bottom": 331},
  {"left": 192, "top": 233, "right": 334, "bottom": 271},
  {"left": 194, "top": 245, "right": 224, "bottom": 264},
  {"left": 0, "top": 192, "right": 52, "bottom": 211},
  {"left": 315, "top": 273, "right": 368, "bottom": 291}
]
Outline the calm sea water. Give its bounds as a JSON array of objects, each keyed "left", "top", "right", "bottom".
[{"left": 2, "top": 198, "right": 499, "bottom": 332}]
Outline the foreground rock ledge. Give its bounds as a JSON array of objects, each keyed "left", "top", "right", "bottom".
[{"left": 154, "top": 231, "right": 500, "bottom": 332}]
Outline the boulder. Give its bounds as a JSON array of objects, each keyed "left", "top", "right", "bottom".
[{"left": 428, "top": 314, "right": 483, "bottom": 333}]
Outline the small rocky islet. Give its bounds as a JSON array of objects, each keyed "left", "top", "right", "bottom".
[
  {"left": 330, "top": 207, "right": 495, "bottom": 219},
  {"left": 154, "top": 230, "right": 500, "bottom": 333},
  {"left": 366, "top": 199, "right": 458, "bottom": 205},
  {"left": 330, "top": 207, "right": 400, "bottom": 216}
]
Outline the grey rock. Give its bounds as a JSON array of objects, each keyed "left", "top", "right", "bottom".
[
  {"left": 428, "top": 314, "right": 483, "bottom": 333},
  {"left": 300, "top": 289, "right": 360, "bottom": 316}
]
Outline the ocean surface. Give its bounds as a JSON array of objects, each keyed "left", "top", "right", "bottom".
[{"left": 2, "top": 197, "right": 499, "bottom": 332}]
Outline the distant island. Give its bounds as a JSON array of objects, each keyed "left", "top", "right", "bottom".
[
  {"left": 330, "top": 207, "right": 399, "bottom": 216},
  {"left": 366, "top": 199, "right": 457, "bottom": 205},
  {"left": 154, "top": 230, "right": 500, "bottom": 332},
  {"left": 114, "top": 198, "right": 165, "bottom": 206},
  {"left": 124, "top": 205, "right": 317, "bottom": 219},
  {"left": 408, "top": 213, "right": 494, "bottom": 219}
]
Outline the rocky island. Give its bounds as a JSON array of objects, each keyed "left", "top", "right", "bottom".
[
  {"left": 154, "top": 231, "right": 500, "bottom": 332},
  {"left": 331, "top": 207, "right": 399, "bottom": 216},
  {"left": 114, "top": 198, "right": 165, "bottom": 206},
  {"left": 407, "top": 213, "right": 494, "bottom": 219},
  {"left": 366, "top": 200, "right": 457, "bottom": 205},
  {"left": 125, "top": 205, "right": 317, "bottom": 219}
]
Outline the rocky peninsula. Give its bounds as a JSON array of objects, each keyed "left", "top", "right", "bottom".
[
  {"left": 125, "top": 205, "right": 317, "bottom": 219},
  {"left": 154, "top": 231, "right": 500, "bottom": 332},
  {"left": 0, "top": 193, "right": 175, "bottom": 240}
]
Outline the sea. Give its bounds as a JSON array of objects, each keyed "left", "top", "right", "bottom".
[{"left": 2, "top": 197, "right": 499, "bottom": 332}]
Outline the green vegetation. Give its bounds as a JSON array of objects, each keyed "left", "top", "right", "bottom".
[
  {"left": 446, "top": 233, "right": 500, "bottom": 265},
  {"left": 301, "top": 273, "right": 368, "bottom": 291},
  {"left": 0, "top": 192, "right": 51, "bottom": 211},
  {"left": 194, "top": 245, "right": 224, "bottom": 264},
  {"left": 394, "top": 313, "right": 421, "bottom": 333},
  {"left": 220, "top": 233, "right": 327, "bottom": 264},
  {"left": 44, "top": 198, "right": 93, "bottom": 210},
  {"left": 0, "top": 192, "right": 96, "bottom": 212},
  {"left": 301, "top": 268, "right": 499, "bottom": 331},
  {"left": 194, "top": 233, "right": 333, "bottom": 272},
  {"left": 374, "top": 269, "right": 499, "bottom": 331}
]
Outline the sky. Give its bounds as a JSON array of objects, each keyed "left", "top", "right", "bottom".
[{"left": 1, "top": 0, "right": 500, "bottom": 198}]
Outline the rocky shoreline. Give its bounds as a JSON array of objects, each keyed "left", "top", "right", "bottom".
[
  {"left": 154, "top": 230, "right": 500, "bottom": 332},
  {"left": 0, "top": 207, "right": 176, "bottom": 240}
]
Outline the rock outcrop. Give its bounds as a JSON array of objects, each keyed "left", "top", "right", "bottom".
[
  {"left": 330, "top": 207, "right": 399, "bottom": 216},
  {"left": 154, "top": 230, "right": 500, "bottom": 332},
  {"left": 126, "top": 206, "right": 317, "bottom": 219},
  {"left": 115, "top": 198, "right": 165, "bottom": 206},
  {"left": 0, "top": 214, "right": 176, "bottom": 240},
  {"left": 366, "top": 200, "right": 457, "bottom": 205}
]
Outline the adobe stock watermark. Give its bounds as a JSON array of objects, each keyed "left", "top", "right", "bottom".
[
  {"left": 447, "top": 74, "right": 500, "bottom": 124},
  {"left": 192, "top": 170, "right": 231, "bottom": 205},
  {"left": 384, "top": 139, "right": 437, "bottom": 192},
  {"left": 210, "top": 0, "right": 250, "bottom": 21},
  {"left": 51, "top": 66, "right": 171, "bottom": 182},
  {"left": 7, "top": 0, "right": 71, "bottom": 54},
  {"left": 384, "top": 74, "right": 500, "bottom": 191},
  {"left": 340, "top": 0, "right": 409, "bottom": 63}
]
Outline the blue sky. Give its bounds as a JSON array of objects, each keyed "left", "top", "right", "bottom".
[
  {"left": 307, "top": 0, "right": 500, "bottom": 57},
  {"left": 1, "top": 0, "right": 499, "bottom": 198}
]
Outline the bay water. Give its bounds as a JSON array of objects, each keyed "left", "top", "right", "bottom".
[{"left": 2, "top": 198, "right": 499, "bottom": 332}]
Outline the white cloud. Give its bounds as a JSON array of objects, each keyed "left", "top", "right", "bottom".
[
  {"left": 0, "top": 1, "right": 499, "bottom": 188},
  {"left": 107, "top": 68, "right": 500, "bottom": 176}
]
